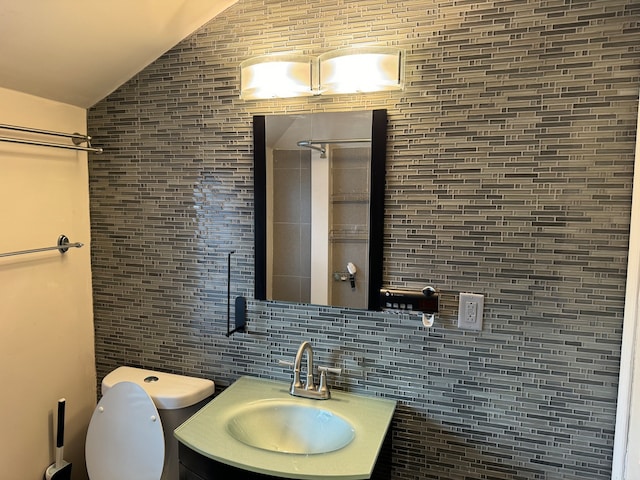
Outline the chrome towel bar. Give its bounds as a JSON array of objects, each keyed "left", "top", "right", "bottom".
[
  {"left": 0, "top": 124, "right": 103, "bottom": 154},
  {"left": 0, "top": 235, "right": 84, "bottom": 258}
]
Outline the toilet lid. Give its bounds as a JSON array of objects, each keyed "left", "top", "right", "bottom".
[{"left": 86, "top": 381, "right": 164, "bottom": 480}]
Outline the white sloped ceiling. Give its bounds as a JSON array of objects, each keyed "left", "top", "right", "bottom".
[{"left": 0, "top": 0, "right": 238, "bottom": 108}]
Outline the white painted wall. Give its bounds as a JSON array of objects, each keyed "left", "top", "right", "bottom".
[{"left": 0, "top": 87, "right": 96, "bottom": 480}]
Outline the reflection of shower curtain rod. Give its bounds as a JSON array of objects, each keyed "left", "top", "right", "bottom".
[
  {"left": 297, "top": 138, "right": 370, "bottom": 146},
  {"left": 296, "top": 138, "right": 371, "bottom": 158}
]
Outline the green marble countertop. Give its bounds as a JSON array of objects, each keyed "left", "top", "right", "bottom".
[{"left": 174, "top": 376, "right": 396, "bottom": 480}]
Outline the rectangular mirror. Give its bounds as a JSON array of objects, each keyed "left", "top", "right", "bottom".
[{"left": 254, "top": 110, "right": 386, "bottom": 310}]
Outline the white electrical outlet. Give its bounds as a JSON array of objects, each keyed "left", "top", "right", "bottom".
[{"left": 458, "top": 293, "right": 484, "bottom": 331}]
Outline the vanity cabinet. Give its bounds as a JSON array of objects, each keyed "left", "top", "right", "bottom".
[
  {"left": 178, "top": 434, "right": 392, "bottom": 480},
  {"left": 179, "top": 443, "right": 280, "bottom": 480}
]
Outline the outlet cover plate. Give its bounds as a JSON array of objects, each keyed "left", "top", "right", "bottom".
[{"left": 458, "top": 293, "right": 484, "bottom": 331}]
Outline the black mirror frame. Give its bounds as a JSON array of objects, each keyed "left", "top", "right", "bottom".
[{"left": 254, "top": 109, "right": 387, "bottom": 311}]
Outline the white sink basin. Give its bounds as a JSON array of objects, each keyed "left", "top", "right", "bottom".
[{"left": 226, "top": 400, "right": 355, "bottom": 454}]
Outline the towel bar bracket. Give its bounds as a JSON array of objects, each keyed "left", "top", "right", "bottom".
[{"left": 57, "top": 234, "right": 72, "bottom": 254}]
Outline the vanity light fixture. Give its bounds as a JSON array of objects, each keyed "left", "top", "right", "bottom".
[
  {"left": 240, "top": 47, "right": 403, "bottom": 99},
  {"left": 318, "top": 46, "right": 403, "bottom": 95},
  {"left": 240, "top": 54, "right": 315, "bottom": 100}
]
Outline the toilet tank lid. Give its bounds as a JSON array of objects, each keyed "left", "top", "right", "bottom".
[{"left": 102, "top": 366, "right": 215, "bottom": 410}]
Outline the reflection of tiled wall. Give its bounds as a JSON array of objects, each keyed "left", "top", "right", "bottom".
[
  {"left": 272, "top": 149, "right": 311, "bottom": 303},
  {"left": 88, "top": 1, "right": 640, "bottom": 478}
]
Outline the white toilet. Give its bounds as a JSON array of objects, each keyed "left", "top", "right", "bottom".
[{"left": 85, "top": 366, "right": 214, "bottom": 480}]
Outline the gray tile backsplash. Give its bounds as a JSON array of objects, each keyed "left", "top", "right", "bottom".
[{"left": 88, "top": 0, "right": 639, "bottom": 478}]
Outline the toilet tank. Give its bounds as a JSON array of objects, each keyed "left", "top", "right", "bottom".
[
  {"left": 101, "top": 366, "right": 215, "bottom": 480},
  {"left": 102, "top": 366, "right": 215, "bottom": 409}
]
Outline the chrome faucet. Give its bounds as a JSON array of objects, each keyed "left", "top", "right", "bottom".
[{"left": 287, "top": 341, "right": 341, "bottom": 400}]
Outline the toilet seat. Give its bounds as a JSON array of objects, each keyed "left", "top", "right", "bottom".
[{"left": 86, "top": 381, "right": 165, "bottom": 480}]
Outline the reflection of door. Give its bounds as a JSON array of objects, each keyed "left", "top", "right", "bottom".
[{"left": 612, "top": 100, "right": 640, "bottom": 479}]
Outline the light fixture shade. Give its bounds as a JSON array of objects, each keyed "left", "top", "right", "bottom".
[
  {"left": 319, "top": 47, "right": 403, "bottom": 95},
  {"left": 240, "top": 54, "right": 315, "bottom": 100}
]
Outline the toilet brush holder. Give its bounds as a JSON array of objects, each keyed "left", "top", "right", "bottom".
[{"left": 44, "top": 399, "right": 72, "bottom": 480}]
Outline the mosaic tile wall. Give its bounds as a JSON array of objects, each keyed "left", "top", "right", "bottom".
[{"left": 87, "top": 1, "right": 640, "bottom": 479}]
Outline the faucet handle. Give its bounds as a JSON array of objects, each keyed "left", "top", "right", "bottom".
[
  {"left": 318, "top": 366, "right": 342, "bottom": 375},
  {"left": 317, "top": 366, "right": 341, "bottom": 398},
  {"left": 317, "top": 365, "right": 342, "bottom": 396}
]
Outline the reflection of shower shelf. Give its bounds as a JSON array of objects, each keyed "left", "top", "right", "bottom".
[
  {"left": 330, "top": 228, "right": 369, "bottom": 242},
  {"left": 331, "top": 193, "right": 369, "bottom": 203}
]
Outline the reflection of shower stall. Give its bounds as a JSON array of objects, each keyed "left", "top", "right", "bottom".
[
  {"left": 270, "top": 139, "right": 371, "bottom": 308},
  {"left": 268, "top": 148, "right": 312, "bottom": 304}
]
